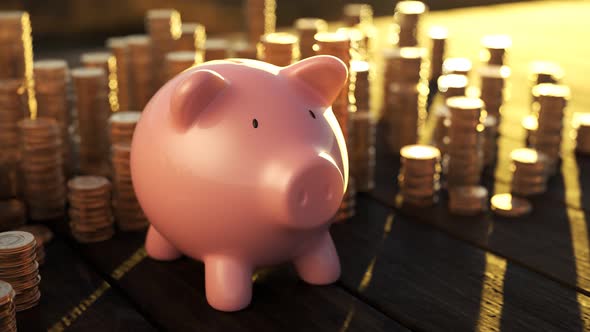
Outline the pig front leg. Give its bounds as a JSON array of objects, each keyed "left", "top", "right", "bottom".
[
  {"left": 204, "top": 256, "right": 253, "bottom": 312},
  {"left": 293, "top": 232, "right": 341, "bottom": 285},
  {"left": 145, "top": 225, "right": 182, "bottom": 261}
]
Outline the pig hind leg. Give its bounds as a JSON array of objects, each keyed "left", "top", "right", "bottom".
[
  {"left": 293, "top": 232, "right": 341, "bottom": 285},
  {"left": 145, "top": 225, "right": 183, "bottom": 261},
  {"left": 204, "top": 256, "right": 253, "bottom": 312}
]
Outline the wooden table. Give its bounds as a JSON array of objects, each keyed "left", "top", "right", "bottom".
[{"left": 19, "top": 1, "right": 590, "bottom": 331}]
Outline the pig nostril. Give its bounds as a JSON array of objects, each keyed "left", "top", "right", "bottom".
[{"left": 298, "top": 191, "right": 308, "bottom": 207}]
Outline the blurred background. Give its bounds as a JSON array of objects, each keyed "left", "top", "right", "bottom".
[{"left": 2, "top": 0, "right": 530, "bottom": 48}]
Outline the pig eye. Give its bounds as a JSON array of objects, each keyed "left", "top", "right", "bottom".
[
  {"left": 308, "top": 110, "right": 316, "bottom": 119},
  {"left": 252, "top": 119, "right": 259, "bottom": 128}
]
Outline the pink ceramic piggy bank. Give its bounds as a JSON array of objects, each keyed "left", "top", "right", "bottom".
[{"left": 131, "top": 56, "right": 349, "bottom": 312}]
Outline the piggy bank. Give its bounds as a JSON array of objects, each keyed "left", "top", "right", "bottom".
[{"left": 131, "top": 56, "right": 349, "bottom": 312}]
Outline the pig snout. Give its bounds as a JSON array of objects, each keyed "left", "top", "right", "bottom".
[{"left": 283, "top": 155, "right": 344, "bottom": 229}]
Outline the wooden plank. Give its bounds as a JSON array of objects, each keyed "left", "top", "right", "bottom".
[
  {"left": 15, "top": 237, "right": 156, "bottom": 332},
  {"left": 333, "top": 195, "right": 589, "bottom": 332},
  {"left": 370, "top": 123, "right": 590, "bottom": 295},
  {"left": 61, "top": 230, "right": 409, "bottom": 332}
]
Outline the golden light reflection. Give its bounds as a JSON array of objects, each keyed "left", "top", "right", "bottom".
[
  {"left": 510, "top": 148, "right": 540, "bottom": 164},
  {"left": 400, "top": 144, "right": 441, "bottom": 160},
  {"left": 481, "top": 34, "right": 512, "bottom": 49},
  {"left": 396, "top": 1, "right": 427, "bottom": 15},
  {"left": 532, "top": 83, "right": 571, "bottom": 99},
  {"left": 443, "top": 57, "right": 472, "bottom": 74},
  {"left": 262, "top": 32, "right": 299, "bottom": 45},
  {"left": 529, "top": 61, "right": 564, "bottom": 82},
  {"left": 521, "top": 114, "right": 538, "bottom": 131},
  {"left": 478, "top": 65, "right": 511, "bottom": 79},
  {"left": 21, "top": 12, "right": 37, "bottom": 120},
  {"left": 437, "top": 74, "right": 469, "bottom": 91},
  {"left": 107, "top": 55, "right": 120, "bottom": 112},
  {"left": 350, "top": 60, "right": 370, "bottom": 73},
  {"left": 324, "top": 108, "right": 349, "bottom": 191},
  {"left": 428, "top": 26, "right": 448, "bottom": 40},
  {"left": 313, "top": 31, "right": 349, "bottom": 43},
  {"left": 399, "top": 46, "right": 426, "bottom": 59},
  {"left": 169, "top": 10, "right": 182, "bottom": 40},
  {"left": 338, "top": 305, "right": 356, "bottom": 332},
  {"left": 358, "top": 214, "right": 394, "bottom": 293},
  {"left": 562, "top": 151, "right": 590, "bottom": 329},
  {"left": 490, "top": 193, "right": 514, "bottom": 211},
  {"left": 475, "top": 253, "right": 507, "bottom": 332},
  {"left": 446, "top": 96, "right": 485, "bottom": 110}
]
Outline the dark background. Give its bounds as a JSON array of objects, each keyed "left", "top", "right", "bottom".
[{"left": 1, "top": 0, "right": 530, "bottom": 47}]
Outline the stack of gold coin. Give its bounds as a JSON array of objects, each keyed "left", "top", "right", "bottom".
[
  {"left": 16, "top": 224, "right": 53, "bottom": 266},
  {"left": 349, "top": 111, "right": 375, "bottom": 192},
  {"left": 352, "top": 60, "right": 370, "bottom": 111},
  {"left": 428, "top": 26, "right": 448, "bottom": 81},
  {"left": 258, "top": 32, "right": 300, "bottom": 67},
  {"left": 448, "top": 186, "right": 488, "bottom": 215},
  {"left": 0, "top": 280, "right": 16, "bottom": 331},
  {"left": 349, "top": 60, "right": 375, "bottom": 192},
  {"left": 72, "top": 68, "right": 111, "bottom": 176},
  {"left": 510, "top": 148, "right": 548, "bottom": 196},
  {"left": 245, "top": 0, "right": 276, "bottom": 44},
  {"left": 397, "top": 145, "right": 441, "bottom": 207},
  {"left": 174, "top": 22, "right": 206, "bottom": 62},
  {"left": 529, "top": 61, "right": 564, "bottom": 105},
  {"left": 445, "top": 97, "right": 485, "bottom": 188},
  {"left": 111, "top": 144, "right": 149, "bottom": 231},
  {"left": 294, "top": 18, "right": 327, "bottom": 59},
  {"left": 480, "top": 35, "right": 512, "bottom": 66},
  {"left": 0, "top": 79, "right": 25, "bottom": 159},
  {"left": 442, "top": 57, "right": 472, "bottom": 76},
  {"left": 393, "top": 1, "right": 427, "bottom": 47},
  {"left": 0, "top": 161, "right": 19, "bottom": 200},
  {"left": 382, "top": 47, "right": 428, "bottom": 153},
  {"left": 574, "top": 113, "right": 590, "bottom": 155},
  {"left": 431, "top": 74, "right": 468, "bottom": 154},
  {"left": 314, "top": 32, "right": 352, "bottom": 140},
  {"left": 529, "top": 61, "right": 564, "bottom": 86},
  {"left": 0, "top": 231, "right": 41, "bottom": 311},
  {"left": 33, "top": 60, "right": 71, "bottom": 174},
  {"left": 18, "top": 118, "right": 65, "bottom": 221},
  {"left": 521, "top": 114, "right": 538, "bottom": 147},
  {"left": 0, "top": 200, "right": 25, "bottom": 232},
  {"left": 478, "top": 65, "right": 510, "bottom": 120},
  {"left": 482, "top": 115, "right": 498, "bottom": 166},
  {"left": 0, "top": 12, "right": 26, "bottom": 79},
  {"left": 232, "top": 41, "right": 258, "bottom": 59},
  {"left": 67, "top": 176, "right": 115, "bottom": 243},
  {"left": 314, "top": 31, "right": 354, "bottom": 221},
  {"left": 342, "top": 3, "right": 373, "bottom": 27},
  {"left": 81, "top": 52, "right": 119, "bottom": 113},
  {"left": 336, "top": 27, "right": 367, "bottom": 61},
  {"left": 127, "top": 35, "right": 154, "bottom": 110},
  {"left": 204, "top": 38, "right": 229, "bottom": 62},
  {"left": 491, "top": 193, "right": 532, "bottom": 218},
  {"left": 109, "top": 111, "right": 141, "bottom": 145},
  {"left": 107, "top": 37, "right": 130, "bottom": 112},
  {"left": 145, "top": 9, "right": 183, "bottom": 88},
  {"left": 530, "top": 83, "right": 570, "bottom": 169},
  {"left": 165, "top": 51, "right": 196, "bottom": 80}
]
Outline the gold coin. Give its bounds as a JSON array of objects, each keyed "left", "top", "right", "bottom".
[{"left": 490, "top": 193, "right": 532, "bottom": 217}]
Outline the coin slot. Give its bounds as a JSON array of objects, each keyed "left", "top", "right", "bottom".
[
  {"left": 252, "top": 119, "right": 259, "bottom": 128},
  {"left": 309, "top": 110, "right": 316, "bottom": 119}
]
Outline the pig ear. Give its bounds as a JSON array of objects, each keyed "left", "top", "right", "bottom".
[
  {"left": 170, "top": 69, "right": 228, "bottom": 130},
  {"left": 281, "top": 55, "right": 348, "bottom": 105}
]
